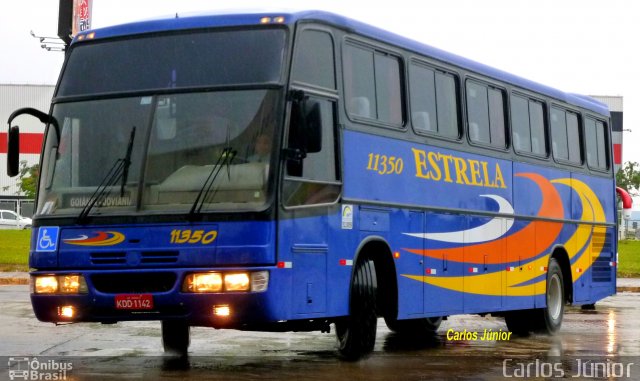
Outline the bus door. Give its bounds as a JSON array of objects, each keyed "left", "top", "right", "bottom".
[
  {"left": 279, "top": 27, "right": 342, "bottom": 316},
  {"left": 280, "top": 95, "right": 341, "bottom": 316}
]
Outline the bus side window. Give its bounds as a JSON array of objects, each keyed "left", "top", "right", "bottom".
[
  {"left": 466, "top": 80, "right": 506, "bottom": 148},
  {"left": 551, "top": 106, "right": 581, "bottom": 164},
  {"left": 585, "top": 118, "right": 609, "bottom": 170},
  {"left": 344, "top": 43, "right": 404, "bottom": 127},
  {"left": 284, "top": 98, "right": 340, "bottom": 207},
  {"left": 291, "top": 30, "right": 336, "bottom": 90}
]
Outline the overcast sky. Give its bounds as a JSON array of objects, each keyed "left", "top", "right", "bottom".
[{"left": 1, "top": 0, "right": 639, "bottom": 162}]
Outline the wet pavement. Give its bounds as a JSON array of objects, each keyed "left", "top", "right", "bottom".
[{"left": 1, "top": 285, "right": 639, "bottom": 380}]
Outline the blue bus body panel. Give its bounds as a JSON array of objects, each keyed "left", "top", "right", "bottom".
[
  {"left": 31, "top": 221, "right": 275, "bottom": 269},
  {"left": 343, "top": 130, "right": 616, "bottom": 317}
]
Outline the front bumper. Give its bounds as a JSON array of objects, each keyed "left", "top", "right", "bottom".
[{"left": 30, "top": 266, "right": 289, "bottom": 328}]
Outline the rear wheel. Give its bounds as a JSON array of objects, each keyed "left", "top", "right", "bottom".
[
  {"left": 335, "top": 258, "right": 377, "bottom": 360},
  {"left": 533, "top": 258, "right": 565, "bottom": 334},
  {"left": 162, "top": 320, "right": 190, "bottom": 357},
  {"left": 504, "top": 258, "right": 565, "bottom": 335}
]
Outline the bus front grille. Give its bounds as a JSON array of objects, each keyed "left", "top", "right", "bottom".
[
  {"left": 90, "top": 251, "right": 179, "bottom": 266},
  {"left": 91, "top": 272, "right": 177, "bottom": 293},
  {"left": 90, "top": 252, "right": 126, "bottom": 265}
]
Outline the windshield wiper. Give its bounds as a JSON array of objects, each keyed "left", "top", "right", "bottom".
[
  {"left": 188, "top": 147, "right": 237, "bottom": 220},
  {"left": 120, "top": 126, "right": 136, "bottom": 197},
  {"left": 77, "top": 126, "right": 136, "bottom": 224}
]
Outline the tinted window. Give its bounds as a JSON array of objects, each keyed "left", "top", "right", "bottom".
[
  {"left": 345, "top": 45, "right": 376, "bottom": 118},
  {"left": 551, "top": 108, "right": 568, "bottom": 160},
  {"left": 410, "top": 64, "right": 460, "bottom": 138},
  {"left": 345, "top": 44, "right": 404, "bottom": 126},
  {"left": 284, "top": 98, "right": 340, "bottom": 206},
  {"left": 511, "top": 95, "right": 531, "bottom": 152},
  {"left": 511, "top": 94, "right": 547, "bottom": 156},
  {"left": 466, "top": 81, "right": 505, "bottom": 147},
  {"left": 488, "top": 88, "right": 506, "bottom": 148},
  {"left": 529, "top": 101, "right": 546, "bottom": 155},
  {"left": 585, "top": 118, "right": 609, "bottom": 170},
  {"left": 566, "top": 112, "right": 581, "bottom": 163},
  {"left": 375, "top": 54, "right": 403, "bottom": 124},
  {"left": 596, "top": 121, "right": 607, "bottom": 169},
  {"left": 551, "top": 107, "right": 581, "bottom": 164},
  {"left": 59, "top": 29, "right": 287, "bottom": 96},
  {"left": 292, "top": 30, "right": 335, "bottom": 89},
  {"left": 467, "top": 81, "right": 490, "bottom": 144},
  {"left": 435, "top": 72, "right": 460, "bottom": 138},
  {"left": 585, "top": 118, "right": 598, "bottom": 167},
  {"left": 409, "top": 65, "right": 437, "bottom": 133}
]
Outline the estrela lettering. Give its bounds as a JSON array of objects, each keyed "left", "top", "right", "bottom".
[{"left": 412, "top": 148, "right": 506, "bottom": 189}]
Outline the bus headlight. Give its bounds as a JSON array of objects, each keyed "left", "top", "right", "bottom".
[
  {"left": 183, "top": 273, "right": 223, "bottom": 293},
  {"left": 224, "top": 273, "right": 250, "bottom": 291},
  {"left": 60, "top": 275, "right": 88, "bottom": 294},
  {"left": 182, "top": 271, "right": 269, "bottom": 293},
  {"left": 34, "top": 276, "right": 58, "bottom": 294},
  {"left": 32, "top": 275, "right": 87, "bottom": 294}
]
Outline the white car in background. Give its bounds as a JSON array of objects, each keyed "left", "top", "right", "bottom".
[{"left": 0, "top": 210, "right": 32, "bottom": 229}]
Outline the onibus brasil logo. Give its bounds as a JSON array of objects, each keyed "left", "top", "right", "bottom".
[{"left": 7, "top": 357, "right": 72, "bottom": 380}]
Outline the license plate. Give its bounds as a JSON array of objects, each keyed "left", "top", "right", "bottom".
[{"left": 115, "top": 294, "right": 154, "bottom": 310}]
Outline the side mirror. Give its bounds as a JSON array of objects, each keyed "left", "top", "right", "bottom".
[
  {"left": 7, "top": 125, "right": 20, "bottom": 177},
  {"left": 6, "top": 107, "right": 59, "bottom": 177},
  {"left": 288, "top": 91, "right": 323, "bottom": 155}
]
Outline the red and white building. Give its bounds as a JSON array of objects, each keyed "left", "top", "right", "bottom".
[
  {"left": 591, "top": 95, "right": 624, "bottom": 173},
  {"left": 0, "top": 84, "right": 54, "bottom": 215}
]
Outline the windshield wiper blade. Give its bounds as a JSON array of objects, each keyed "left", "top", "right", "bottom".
[
  {"left": 77, "top": 158, "right": 125, "bottom": 223},
  {"left": 188, "top": 147, "right": 236, "bottom": 220},
  {"left": 77, "top": 126, "right": 136, "bottom": 224},
  {"left": 120, "top": 126, "right": 136, "bottom": 197}
]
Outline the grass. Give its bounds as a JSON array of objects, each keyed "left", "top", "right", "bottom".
[
  {"left": 0, "top": 229, "right": 30, "bottom": 271},
  {"left": 617, "top": 240, "right": 640, "bottom": 278},
  {"left": 1, "top": 229, "right": 639, "bottom": 277}
]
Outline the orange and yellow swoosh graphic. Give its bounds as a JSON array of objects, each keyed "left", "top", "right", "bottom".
[
  {"left": 63, "top": 231, "right": 126, "bottom": 246},
  {"left": 402, "top": 175, "right": 606, "bottom": 297}
]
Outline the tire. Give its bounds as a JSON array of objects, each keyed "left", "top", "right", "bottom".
[
  {"left": 162, "top": 320, "right": 190, "bottom": 356},
  {"left": 335, "top": 258, "right": 378, "bottom": 360},
  {"left": 385, "top": 316, "right": 442, "bottom": 337},
  {"left": 532, "top": 258, "right": 565, "bottom": 334},
  {"left": 504, "top": 310, "right": 532, "bottom": 336},
  {"left": 504, "top": 258, "right": 565, "bottom": 335}
]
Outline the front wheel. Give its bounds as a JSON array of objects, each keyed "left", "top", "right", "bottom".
[
  {"left": 335, "top": 258, "right": 377, "bottom": 360},
  {"left": 162, "top": 320, "right": 190, "bottom": 357}
]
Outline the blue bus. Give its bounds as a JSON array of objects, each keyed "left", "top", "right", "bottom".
[{"left": 7, "top": 10, "right": 624, "bottom": 359}]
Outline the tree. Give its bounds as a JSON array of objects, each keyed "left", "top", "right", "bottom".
[
  {"left": 616, "top": 161, "right": 640, "bottom": 196},
  {"left": 1, "top": 161, "right": 40, "bottom": 198}
]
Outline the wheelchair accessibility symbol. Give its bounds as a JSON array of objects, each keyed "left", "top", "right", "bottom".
[{"left": 36, "top": 227, "right": 59, "bottom": 252}]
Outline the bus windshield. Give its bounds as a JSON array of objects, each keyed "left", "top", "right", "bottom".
[
  {"left": 57, "top": 28, "right": 287, "bottom": 96},
  {"left": 38, "top": 89, "right": 280, "bottom": 217},
  {"left": 36, "top": 28, "right": 287, "bottom": 218}
]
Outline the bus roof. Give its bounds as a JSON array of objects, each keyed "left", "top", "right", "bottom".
[{"left": 74, "top": 9, "right": 609, "bottom": 116}]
